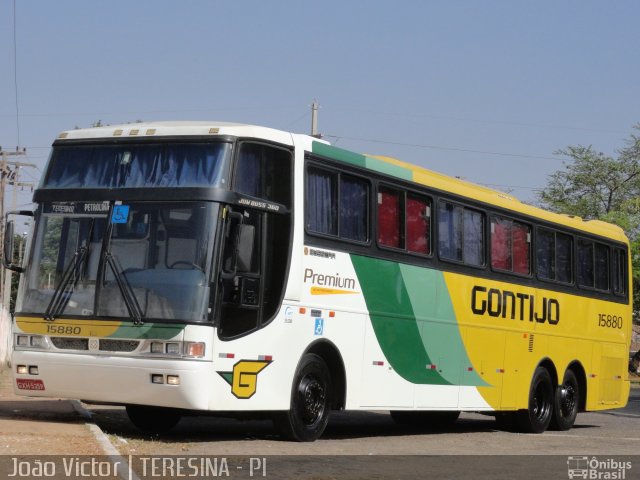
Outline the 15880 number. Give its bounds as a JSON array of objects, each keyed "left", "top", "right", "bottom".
[
  {"left": 598, "top": 314, "right": 623, "bottom": 329},
  {"left": 45, "top": 324, "right": 82, "bottom": 335}
]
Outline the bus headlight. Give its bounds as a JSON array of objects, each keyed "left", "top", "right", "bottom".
[
  {"left": 15, "top": 335, "right": 49, "bottom": 350},
  {"left": 30, "top": 336, "right": 47, "bottom": 348},
  {"left": 144, "top": 340, "right": 205, "bottom": 358}
]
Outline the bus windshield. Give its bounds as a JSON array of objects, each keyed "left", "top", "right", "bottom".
[
  {"left": 42, "top": 142, "right": 230, "bottom": 189},
  {"left": 21, "top": 201, "right": 217, "bottom": 322}
]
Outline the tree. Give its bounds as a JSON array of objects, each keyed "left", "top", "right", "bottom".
[{"left": 538, "top": 124, "right": 640, "bottom": 317}]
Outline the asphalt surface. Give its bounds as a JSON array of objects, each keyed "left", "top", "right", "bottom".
[
  {"left": 608, "top": 388, "right": 640, "bottom": 416},
  {"left": 86, "top": 388, "right": 640, "bottom": 456}
]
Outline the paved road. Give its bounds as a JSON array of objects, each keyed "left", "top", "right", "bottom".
[
  {"left": 88, "top": 398, "right": 640, "bottom": 457},
  {"left": 607, "top": 389, "right": 640, "bottom": 417},
  {"left": 85, "top": 399, "right": 640, "bottom": 479}
]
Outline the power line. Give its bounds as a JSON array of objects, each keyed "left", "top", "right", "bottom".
[
  {"left": 12, "top": 0, "right": 20, "bottom": 145},
  {"left": 330, "top": 107, "right": 627, "bottom": 136},
  {"left": 0, "top": 148, "right": 36, "bottom": 308},
  {"left": 325, "top": 134, "right": 559, "bottom": 162},
  {"left": 0, "top": 105, "right": 302, "bottom": 119}
]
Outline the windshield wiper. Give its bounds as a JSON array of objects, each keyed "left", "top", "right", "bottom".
[
  {"left": 104, "top": 252, "right": 144, "bottom": 326},
  {"left": 43, "top": 246, "right": 89, "bottom": 321},
  {"left": 44, "top": 219, "right": 96, "bottom": 321}
]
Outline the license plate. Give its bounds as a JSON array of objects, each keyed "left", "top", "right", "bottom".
[{"left": 16, "top": 379, "right": 45, "bottom": 391}]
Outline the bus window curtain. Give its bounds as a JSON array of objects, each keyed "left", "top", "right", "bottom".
[
  {"left": 491, "top": 218, "right": 512, "bottom": 271},
  {"left": 378, "top": 188, "right": 401, "bottom": 248},
  {"left": 306, "top": 169, "right": 337, "bottom": 236},
  {"left": 340, "top": 176, "right": 368, "bottom": 242},
  {"left": 406, "top": 196, "right": 429, "bottom": 255},
  {"left": 44, "top": 144, "right": 228, "bottom": 188},
  {"left": 512, "top": 223, "right": 530, "bottom": 275}
]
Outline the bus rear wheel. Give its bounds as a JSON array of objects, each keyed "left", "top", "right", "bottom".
[
  {"left": 126, "top": 405, "right": 182, "bottom": 434},
  {"left": 273, "top": 353, "right": 331, "bottom": 442},
  {"left": 517, "top": 366, "right": 554, "bottom": 433},
  {"left": 550, "top": 369, "right": 579, "bottom": 431}
]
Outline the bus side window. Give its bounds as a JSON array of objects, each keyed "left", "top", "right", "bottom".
[
  {"left": 577, "top": 239, "right": 610, "bottom": 291},
  {"left": 235, "top": 143, "right": 292, "bottom": 207},
  {"left": 555, "top": 233, "right": 573, "bottom": 283},
  {"left": 612, "top": 248, "right": 626, "bottom": 295},
  {"left": 577, "top": 239, "right": 594, "bottom": 288},
  {"left": 378, "top": 187, "right": 403, "bottom": 249},
  {"left": 406, "top": 194, "right": 431, "bottom": 255},
  {"left": 438, "top": 200, "right": 484, "bottom": 266},
  {"left": 536, "top": 228, "right": 554, "bottom": 280},
  {"left": 491, "top": 216, "right": 531, "bottom": 275},
  {"left": 306, "top": 167, "right": 338, "bottom": 236}
]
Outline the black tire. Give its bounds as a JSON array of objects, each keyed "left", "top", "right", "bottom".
[
  {"left": 517, "top": 366, "right": 554, "bottom": 433},
  {"left": 273, "top": 353, "right": 332, "bottom": 442},
  {"left": 550, "top": 369, "right": 580, "bottom": 431},
  {"left": 126, "top": 405, "right": 181, "bottom": 434},
  {"left": 390, "top": 410, "right": 460, "bottom": 429}
]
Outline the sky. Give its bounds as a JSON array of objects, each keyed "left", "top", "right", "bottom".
[{"left": 1, "top": 0, "right": 639, "bottom": 213}]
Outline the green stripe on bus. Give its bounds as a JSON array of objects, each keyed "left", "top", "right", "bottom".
[
  {"left": 351, "top": 255, "right": 486, "bottom": 387},
  {"left": 398, "top": 264, "right": 487, "bottom": 387},
  {"left": 364, "top": 156, "right": 413, "bottom": 181},
  {"left": 351, "top": 255, "right": 450, "bottom": 385},
  {"left": 112, "top": 323, "right": 185, "bottom": 340},
  {"left": 312, "top": 142, "right": 367, "bottom": 168},
  {"left": 312, "top": 141, "right": 415, "bottom": 181}
]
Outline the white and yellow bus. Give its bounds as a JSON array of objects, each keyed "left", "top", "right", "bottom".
[{"left": 5, "top": 122, "right": 631, "bottom": 441}]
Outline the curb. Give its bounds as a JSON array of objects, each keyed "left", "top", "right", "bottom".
[{"left": 70, "top": 400, "right": 140, "bottom": 480}]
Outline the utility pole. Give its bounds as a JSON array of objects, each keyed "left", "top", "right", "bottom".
[
  {"left": 0, "top": 147, "right": 36, "bottom": 309},
  {"left": 311, "top": 100, "right": 322, "bottom": 138}
]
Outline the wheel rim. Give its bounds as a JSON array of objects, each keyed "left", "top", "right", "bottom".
[
  {"left": 532, "top": 379, "right": 551, "bottom": 421},
  {"left": 559, "top": 383, "right": 577, "bottom": 418},
  {"left": 296, "top": 373, "right": 326, "bottom": 426}
]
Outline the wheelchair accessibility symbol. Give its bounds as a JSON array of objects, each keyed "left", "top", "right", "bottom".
[
  {"left": 111, "top": 205, "right": 130, "bottom": 224},
  {"left": 314, "top": 318, "right": 324, "bottom": 336}
]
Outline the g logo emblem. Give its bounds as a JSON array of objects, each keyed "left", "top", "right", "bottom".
[{"left": 218, "top": 360, "right": 271, "bottom": 399}]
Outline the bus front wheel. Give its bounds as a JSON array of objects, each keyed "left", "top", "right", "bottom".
[
  {"left": 517, "top": 366, "right": 554, "bottom": 433},
  {"left": 273, "top": 353, "right": 331, "bottom": 442},
  {"left": 126, "top": 405, "right": 182, "bottom": 434}
]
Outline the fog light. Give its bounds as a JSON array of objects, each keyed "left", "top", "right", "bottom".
[
  {"left": 166, "top": 342, "right": 180, "bottom": 355},
  {"left": 28, "top": 366, "right": 39, "bottom": 375},
  {"left": 166, "top": 375, "right": 180, "bottom": 385},
  {"left": 184, "top": 342, "right": 205, "bottom": 357},
  {"left": 150, "top": 342, "right": 164, "bottom": 354},
  {"left": 16, "top": 335, "right": 28, "bottom": 347},
  {"left": 16, "top": 365, "right": 28, "bottom": 375},
  {"left": 151, "top": 374, "right": 164, "bottom": 384}
]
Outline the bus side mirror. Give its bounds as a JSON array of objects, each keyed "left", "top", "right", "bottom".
[
  {"left": 3, "top": 220, "right": 16, "bottom": 270},
  {"left": 3, "top": 210, "right": 34, "bottom": 273}
]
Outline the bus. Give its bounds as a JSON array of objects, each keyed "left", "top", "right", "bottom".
[{"left": 4, "top": 121, "right": 631, "bottom": 441}]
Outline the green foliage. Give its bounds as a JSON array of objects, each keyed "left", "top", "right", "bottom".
[{"left": 538, "top": 125, "right": 640, "bottom": 318}]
